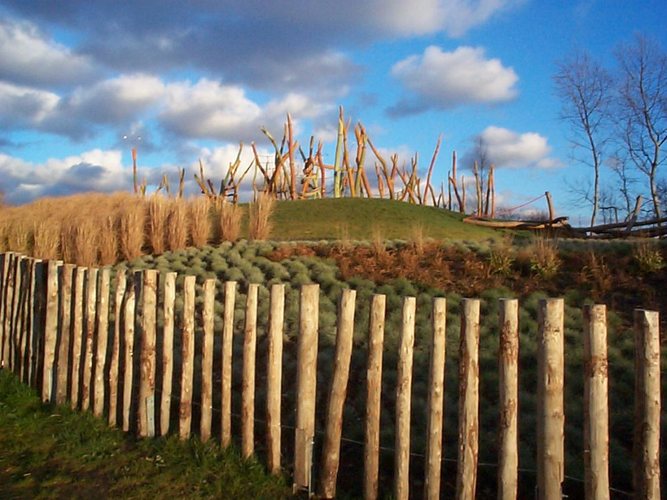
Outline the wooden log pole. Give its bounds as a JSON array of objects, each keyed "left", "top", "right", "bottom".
[
  {"left": 456, "top": 298, "right": 481, "bottom": 500},
  {"left": 55, "top": 264, "right": 75, "bottom": 405},
  {"left": 70, "top": 267, "right": 86, "bottom": 408},
  {"left": 536, "top": 298, "right": 565, "bottom": 500},
  {"left": 109, "top": 269, "right": 127, "bottom": 427},
  {"left": 242, "top": 283, "right": 259, "bottom": 458},
  {"left": 0, "top": 253, "right": 9, "bottom": 368},
  {"left": 93, "top": 268, "right": 111, "bottom": 418},
  {"left": 319, "top": 288, "right": 357, "bottom": 499},
  {"left": 293, "top": 283, "right": 320, "bottom": 493},
  {"left": 41, "top": 260, "right": 61, "bottom": 403},
  {"left": 221, "top": 280, "right": 237, "bottom": 447},
  {"left": 633, "top": 309, "right": 661, "bottom": 499},
  {"left": 27, "top": 259, "right": 44, "bottom": 387},
  {"left": 364, "top": 294, "right": 386, "bottom": 500},
  {"left": 1, "top": 253, "right": 16, "bottom": 369},
  {"left": 498, "top": 298, "right": 519, "bottom": 500},
  {"left": 122, "top": 273, "right": 137, "bottom": 433},
  {"left": 160, "top": 272, "right": 176, "bottom": 435},
  {"left": 81, "top": 267, "right": 99, "bottom": 411},
  {"left": 394, "top": 296, "right": 416, "bottom": 500},
  {"left": 17, "top": 257, "right": 31, "bottom": 381},
  {"left": 179, "top": 275, "right": 196, "bottom": 439},
  {"left": 425, "top": 297, "right": 447, "bottom": 500},
  {"left": 11, "top": 255, "right": 26, "bottom": 374},
  {"left": 266, "top": 283, "right": 285, "bottom": 475},
  {"left": 200, "top": 278, "right": 215, "bottom": 443},
  {"left": 138, "top": 269, "right": 158, "bottom": 437}
]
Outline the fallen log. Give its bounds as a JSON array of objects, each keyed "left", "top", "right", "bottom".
[{"left": 463, "top": 216, "right": 570, "bottom": 230}]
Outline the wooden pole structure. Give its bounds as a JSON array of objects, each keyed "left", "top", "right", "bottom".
[
  {"left": 109, "top": 269, "right": 127, "bottom": 427},
  {"left": 200, "top": 278, "right": 215, "bottom": 443},
  {"left": 93, "top": 268, "right": 111, "bottom": 418},
  {"left": 545, "top": 191, "right": 555, "bottom": 221},
  {"left": 41, "top": 260, "right": 60, "bottom": 403},
  {"left": 293, "top": 283, "right": 320, "bottom": 494},
  {"left": 633, "top": 309, "right": 661, "bottom": 499},
  {"left": 27, "top": 259, "right": 44, "bottom": 387},
  {"left": 221, "top": 280, "right": 237, "bottom": 447},
  {"left": 319, "top": 288, "right": 357, "bottom": 499},
  {"left": 160, "top": 272, "right": 176, "bottom": 435},
  {"left": 0, "top": 253, "right": 10, "bottom": 369},
  {"left": 456, "top": 298, "right": 481, "bottom": 500},
  {"left": 70, "top": 267, "right": 86, "bottom": 408},
  {"left": 583, "top": 304, "right": 609, "bottom": 500},
  {"left": 242, "top": 283, "right": 259, "bottom": 457},
  {"left": 17, "top": 257, "right": 29, "bottom": 379},
  {"left": 138, "top": 269, "right": 158, "bottom": 437},
  {"left": 10, "top": 255, "right": 24, "bottom": 374},
  {"left": 424, "top": 297, "right": 447, "bottom": 500},
  {"left": 498, "top": 298, "right": 519, "bottom": 500},
  {"left": 122, "top": 273, "right": 137, "bottom": 433},
  {"left": 266, "top": 283, "right": 285, "bottom": 475},
  {"left": 536, "top": 298, "right": 565, "bottom": 500},
  {"left": 179, "top": 275, "right": 196, "bottom": 440},
  {"left": 81, "top": 267, "right": 98, "bottom": 411},
  {"left": 394, "top": 296, "right": 416, "bottom": 500},
  {"left": 55, "top": 264, "right": 75, "bottom": 405},
  {"left": 364, "top": 294, "right": 386, "bottom": 500},
  {"left": 1, "top": 253, "right": 16, "bottom": 370}
]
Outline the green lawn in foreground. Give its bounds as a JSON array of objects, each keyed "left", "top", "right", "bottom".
[{"left": 0, "top": 370, "right": 291, "bottom": 499}]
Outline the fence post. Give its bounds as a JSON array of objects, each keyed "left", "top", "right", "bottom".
[
  {"left": 319, "top": 288, "right": 357, "bottom": 499},
  {"left": 122, "top": 273, "right": 137, "bottom": 433},
  {"left": 138, "top": 269, "right": 158, "bottom": 437},
  {"left": 633, "top": 309, "right": 660, "bottom": 499},
  {"left": 41, "top": 260, "right": 61, "bottom": 403},
  {"left": 395, "top": 296, "right": 416, "bottom": 500},
  {"left": 81, "top": 267, "right": 99, "bottom": 411},
  {"left": 221, "top": 280, "right": 237, "bottom": 447},
  {"left": 109, "top": 269, "right": 127, "bottom": 427},
  {"left": 93, "top": 268, "right": 111, "bottom": 418},
  {"left": 17, "top": 257, "right": 30, "bottom": 379},
  {"left": 456, "top": 298, "right": 481, "bottom": 500},
  {"left": 179, "top": 275, "right": 196, "bottom": 439},
  {"left": 27, "top": 259, "right": 44, "bottom": 387},
  {"left": 498, "top": 298, "right": 519, "bottom": 500},
  {"left": 293, "top": 283, "right": 320, "bottom": 494},
  {"left": 1, "top": 253, "right": 16, "bottom": 369},
  {"left": 200, "top": 278, "right": 215, "bottom": 443},
  {"left": 537, "top": 298, "right": 565, "bottom": 500},
  {"left": 242, "top": 283, "right": 259, "bottom": 457},
  {"left": 364, "top": 294, "right": 386, "bottom": 500},
  {"left": 55, "top": 264, "right": 75, "bottom": 405},
  {"left": 425, "top": 297, "right": 446, "bottom": 500},
  {"left": 266, "top": 283, "right": 285, "bottom": 475},
  {"left": 11, "top": 255, "right": 26, "bottom": 374},
  {"left": 160, "top": 272, "right": 176, "bottom": 435},
  {"left": 0, "top": 253, "right": 8, "bottom": 367},
  {"left": 70, "top": 267, "right": 86, "bottom": 408}
]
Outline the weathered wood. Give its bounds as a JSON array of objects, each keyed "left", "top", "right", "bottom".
[
  {"left": 293, "top": 283, "right": 320, "bottom": 493},
  {"left": 545, "top": 191, "right": 555, "bottom": 221},
  {"left": 55, "top": 264, "right": 75, "bottom": 405},
  {"left": 425, "top": 297, "right": 446, "bottom": 500},
  {"left": 242, "top": 283, "right": 259, "bottom": 458},
  {"left": 70, "top": 267, "right": 86, "bottom": 408},
  {"left": 179, "top": 275, "right": 196, "bottom": 439},
  {"left": 0, "top": 253, "right": 9, "bottom": 368},
  {"left": 394, "top": 296, "right": 416, "bottom": 500},
  {"left": 17, "top": 257, "right": 30, "bottom": 380},
  {"left": 109, "top": 269, "right": 127, "bottom": 427},
  {"left": 536, "top": 298, "right": 565, "bottom": 500},
  {"left": 160, "top": 272, "right": 176, "bottom": 435},
  {"left": 221, "top": 280, "right": 237, "bottom": 447},
  {"left": 138, "top": 269, "right": 158, "bottom": 437},
  {"left": 200, "top": 278, "right": 215, "bottom": 443},
  {"left": 498, "top": 298, "right": 519, "bottom": 500},
  {"left": 81, "top": 267, "right": 98, "bottom": 411},
  {"left": 319, "top": 288, "right": 357, "bottom": 499},
  {"left": 633, "top": 309, "right": 661, "bottom": 499},
  {"left": 364, "top": 294, "right": 386, "bottom": 500},
  {"left": 93, "top": 268, "right": 111, "bottom": 418},
  {"left": 122, "top": 273, "right": 137, "bottom": 432},
  {"left": 11, "top": 255, "right": 26, "bottom": 374},
  {"left": 1, "top": 253, "right": 16, "bottom": 370},
  {"left": 456, "top": 298, "right": 481, "bottom": 500},
  {"left": 41, "top": 260, "right": 61, "bottom": 403},
  {"left": 27, "top": 259, "right": 44, "bottom": 387},
  {"left": 583, "top": 304, "right": 609, "bottom": 500},
  {"left": 266, "top": 283, "right": 285, "bottom": 475}
]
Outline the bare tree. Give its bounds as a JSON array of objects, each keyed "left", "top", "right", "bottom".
[
  {"left": 554, "top": 50, "right": 612, "bottom": 227},
  {"left": 616, "top": 35, "right": 667, "bottom": 221}
]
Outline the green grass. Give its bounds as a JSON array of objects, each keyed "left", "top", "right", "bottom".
[{"left": 0, "top": 370, "right": 291, "bottom": 499}]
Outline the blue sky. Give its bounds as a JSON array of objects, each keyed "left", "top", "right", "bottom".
[{"left": 1, "top": 1, "right": 665, "bottom": 224}]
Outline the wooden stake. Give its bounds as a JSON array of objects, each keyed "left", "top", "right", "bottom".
[
  {"left": 242, "top": 283, "right": 259, "bottom": 458},
  {"left": 179, "top": 275, "right": 196, "bottom": 439},
  {"left": 266, "top": 283, "right": 285, "bottom": 475},
  {"left": 138, "top": 270, "right": 158, "bottom": 437},
  {"left": 93, "top": 268, "right": 111, "bottom": 418},
  {"left": 221, "top": 280, "right": 237, "bottom": 447},
  {"left": 160, "top": 272, "right": 176, "bottom": 435},
  {"left": 109, "top": 269, "right": 127, "bottom": 427},
  {"left": 200, "top": 278, "right": 215, "bottom": 442},
  {"left": 122, "top": 273, "right": 137, "bottom": 433},
  {"left": 41, "top": 260, "right": 60, "bottom": 403},
  {"left": 56, "top": 264, "right": 75, "bottom": 405},
  {"left": 81, "top": 267, "right": 98, "bottom": 411},
  {"left": 70, "top": 267, "right": 86, "bottom": 408},
  {"left": 27, "top": 259, "right": 44, "bottom": 387}
]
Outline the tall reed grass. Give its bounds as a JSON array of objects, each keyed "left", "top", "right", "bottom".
[
  {"left": 166, "top": 198, "right": 188, "bottom": 251},
  {"left": 218, "top": 199, "right": 243, "bottom": 242},
  {"left": 32, "top": 220, "right": 60, "bottom": 261},
  {"left": 189, "top": 197, "right": 211, "bottom": 247},
  {"left": 248, "top": 193, "right": 274, "bottom": 241},
  {"left": 147, "top": 195, "right": 168, "bottom": 254},
  {"left": 119, "top": 198, "right": 145, "bottom": 261}
]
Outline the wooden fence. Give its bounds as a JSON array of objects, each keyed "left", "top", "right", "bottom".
[{"left": 0, "top": 251, "right": 661, "bottom": 499}]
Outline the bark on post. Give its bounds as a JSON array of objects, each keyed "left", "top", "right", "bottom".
[
  {"left": 56, "top": 264, "right": 75, "bottom": 405},
  {"left": 221, "top": 280, "right": 236, "bottom": 447},
  {"left": 0, "top": 253, "right": 10, "bottom": 368},
  {"left": 200, "top": 278, "right": 215, "bottom": 443},
  {"left": 10, "top": 255, "right": 25, "bottom": 374},
  {"left": 266, "top": 283, "right": 285, "bottom": 475},
  {"left": 536, "top": 298, "right": 565, "bottom": 500},
  {"left": 70, "top": 267, "right": 86, "bottom": 408},
  {"left": 394, "top": 296, "right": 416, "bottom": 500},
  {"left": 41, "top": 260, "right": 60, "bottom": 403},
  {"left": 28, "top": 259, "right": 44, "bottom": 387},
  {"left": 293, "top": 283, "right": 320, "bottom": 493},
  {"left": 425, "top": 297, "right": 446, "bottom": 500},
  {"left": 364, "top": 294, "right": 386, "bottom": 500},
  {"left": 160, "top": 272, "right": 176, "bottom": 435},
  {"left": 633, "top": 309, "right": 661, "bottom": 499},
  {"left": 122, "top": 273, "right": 137, "bottom": 433},
  {"left": 81, "top": 267, "right": 98, "bottom": 411},
  {"left": 242, "top": 283, "right": 259, "bottom": 458},
  {"left": 583, "top": 304, "right": 609, "bottom": 500},
  {"left": 179, "top": 275, "right": 196, "bottom": 439},
  {"left": 138, "top": 269, "right": 158, "bottom": 437},
  {"left": 17, "top": 257, "right": 30, "bottom": 379},
  {"left": 319, "top": 288, "right": 357, "bottom": 499},
  {"left": 456, "top": 298, "right": 481, "bottom": 500},
  {"left": 93, "top": 268, "right": 111, "bottom": 418},
  {"left": 1, "top": 253, "right": 16, "bottom": 370},
  {"left": 109, "top": 269, "right": 127, "bottom": 427},
  {"left": 498, "top": 298, "right": 519, "bottom": 500}
]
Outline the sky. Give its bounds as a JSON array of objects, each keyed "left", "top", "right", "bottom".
[{"left": 1, "top": 1, "right": 666, "bottom": 224}]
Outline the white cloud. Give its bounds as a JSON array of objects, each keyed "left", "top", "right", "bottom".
[
  {"left": 0, "top": 82, "right": 60, "bottom": 127},
  {"left": 472, "top": 126, "right": 561, "bottom": 169},
  {"left": 390, "top": 45, "right": 518, "bottom": 114}
]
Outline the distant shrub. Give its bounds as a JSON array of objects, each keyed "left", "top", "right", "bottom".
[
  {"left": 633, "top": 242, "right": 664, "bottom": 274},
  {"left": 527, "top": 237, "right": 560, "bottom": 279}
]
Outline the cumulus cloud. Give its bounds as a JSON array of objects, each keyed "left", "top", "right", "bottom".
[
  {"left": 0, "top": 82, "right": 59, "bottom": 128},
  {"left": 389, "top": 45, "right": 518, "bottom": 115}
]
